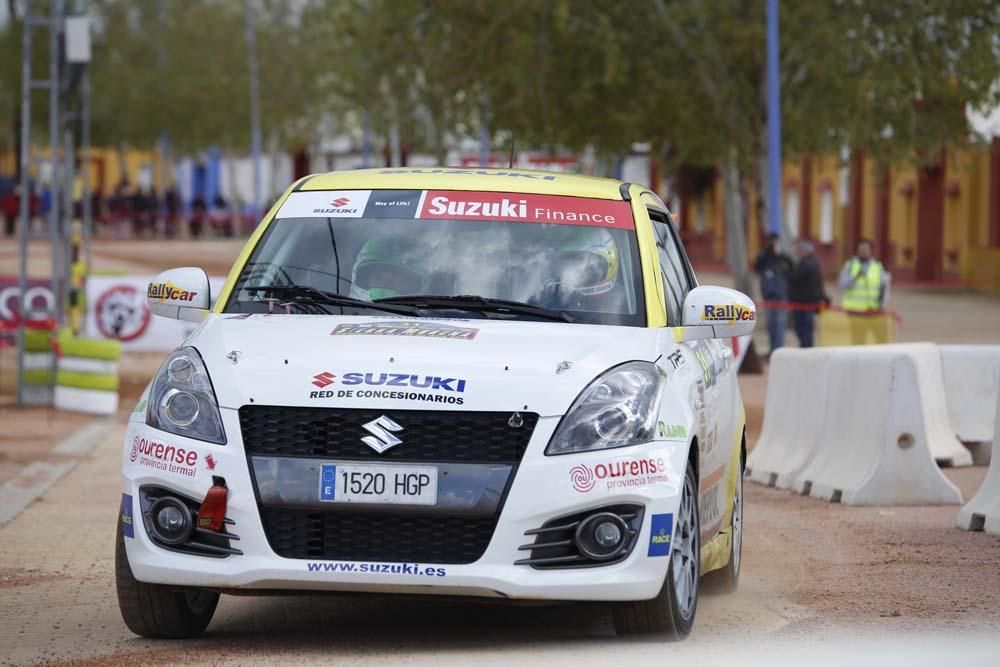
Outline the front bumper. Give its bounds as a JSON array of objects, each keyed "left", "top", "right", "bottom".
[{"left": 121, "top": 408, "right": 687, "bottom": 602}]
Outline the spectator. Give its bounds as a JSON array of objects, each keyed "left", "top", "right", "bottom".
[
  {"left": 839, "top": 238, "right": 891, "bottom": 345},
  {"left": 164, "top": 186, "right": 181, "bottom": 237},
  {"left": 211, "top": 194, "right": 232, "bottom": 237},
  {"left": 753, "top": 232, "right": 793, "bottom": 354},
  {"left": 788, "top": 239, "right": 829, "bottom": 348},
  {"left": 1, "top": 185, "right": 19, "bottom": 237},
  {"left": 190, "top": 195, "right": 207, "bottom": 238}
]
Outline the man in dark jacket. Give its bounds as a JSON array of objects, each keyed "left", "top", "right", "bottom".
[
  {"left": 753, "top": 233, "right": 793, "bottom": 353},
  {"left": 788, "top": 240, "right": 829, "bottom": 347}
]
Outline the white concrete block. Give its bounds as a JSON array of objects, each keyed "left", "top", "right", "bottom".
[{"left": 793, "top": 344, "right": 963, "bottom": 505}]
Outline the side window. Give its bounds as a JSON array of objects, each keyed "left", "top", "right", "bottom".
[{"left": 649, "top": 210, "right": 686, "bottom": 324}]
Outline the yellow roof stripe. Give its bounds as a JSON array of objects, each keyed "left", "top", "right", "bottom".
[{"left": 301, "top": 167, "right": 626, "bottom": 200}]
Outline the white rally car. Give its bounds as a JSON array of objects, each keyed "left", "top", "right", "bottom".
[{"left": 117, "top": 168, "right": 755, "bottom": 640}]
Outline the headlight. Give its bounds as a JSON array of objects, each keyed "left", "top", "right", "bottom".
[
  {"left": 546, "top": 361, "right": 664, "bottom": 455},
  {"left": 146, "top": 347, "right": 226, "bottom": 444}
]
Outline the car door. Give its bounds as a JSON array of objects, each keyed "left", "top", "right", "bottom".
[{"left": 645, "top": 200, "right": 737, "bottom": 545}]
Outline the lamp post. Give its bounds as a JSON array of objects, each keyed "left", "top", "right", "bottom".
[{"left": 766, "top": 0, "right": 782, "bottom": 237}]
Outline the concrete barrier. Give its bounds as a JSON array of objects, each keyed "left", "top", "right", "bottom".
[
  {"left": 746, "top": 348, "right": 832, "bottom": 489},
  {"left": 957, "top": 389, "right": 1000, "bottom": 535},
  {"left": 793, "top": 344, "right": 963, "bottom": 505},
  {"left": 940, "top": 345, "right": 1000, "bottom": 453}
]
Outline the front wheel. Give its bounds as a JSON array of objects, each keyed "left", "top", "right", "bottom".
[
  {"left": 115, "top": 522, "right": 219, "bottom": 638},
  {"left": 613, "top": 459, "right": 700, "bottom": 639}
]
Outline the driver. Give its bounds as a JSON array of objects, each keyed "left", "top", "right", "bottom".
[
  {"left": 542, "top": 227, "right": 621, "bottom": 310},
  {"left": 349, "top": 237, "right": 428, "bottom": 301}
]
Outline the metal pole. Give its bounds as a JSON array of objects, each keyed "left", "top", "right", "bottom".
[
  {"left": 361, "top": 112, "right": 372, "bottom": 168},
  {"left": 81, "top": 63, "right": 91, "bottom": 277},
  {"left": 16, "top": 0, "right": 34, "bottom": 407},
  {"left": 49, "top": 0, "right": 63, "bottom": 326},
  {"left": 479, "top": 95, "right": 489, "bottom": 167},
  {"left": 765, "top": 0, "right": 782, "bottom": 237},
  {"left": 245, "top": 0, "right": 262, "bottom": 217}
]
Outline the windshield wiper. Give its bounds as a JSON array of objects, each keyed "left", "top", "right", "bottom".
[
  {"left": 374, "top": 294, "right": 577, "bottom": 323},
  {"left": 239, "top": 285, "right": 421, "bottom": 316}
]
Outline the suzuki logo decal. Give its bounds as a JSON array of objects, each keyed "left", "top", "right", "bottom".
[
  {"left": 361, "top": 415, "right": 404, "bottom": 454},
  {"left": 330, "top": 196, "right": 350, "bottom": 207},
  {"left": 312, "top": 372, "right": 337, "bottom": 388}
]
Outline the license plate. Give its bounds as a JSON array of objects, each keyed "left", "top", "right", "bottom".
[{"left": 319, "top": 463, "right": 437, "bottom": 505}]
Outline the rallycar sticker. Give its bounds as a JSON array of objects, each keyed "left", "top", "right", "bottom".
[
  {"left": 647, "top": 513, "right": 673, "bottom": 557},
  {"left": 331, "top": 320, "right": 479, "bottom": 340},
  {"left": 418, "top": 190, "right": 633, "bottom": 228},
  {"left": 120, "top": 493, "right": 135, "bottom": 538},
  {"left": 276, "top": 190, "right": 373, "bottom": 219},
  {"left": 701, "top": 304, "right": 756, "bottom": 323}
]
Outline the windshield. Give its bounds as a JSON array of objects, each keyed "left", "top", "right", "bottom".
[{"left": 225, "top": 189, "right": 646, "bottom": 326}]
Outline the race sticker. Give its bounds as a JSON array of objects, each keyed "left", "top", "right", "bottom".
[
  {"left": 120, "top": 493, "right": 135, "bottom": 538},
  {"left": 331, "top": 320, "right": 479, "bottom": 340},
  {"left": 417, "top": 190, "right": 633, "bottom": 228},
  {"left": 276, "top": 190, "right": 373, "bottom": 219},
  {"left": 647, "top": 513, "right": 673, "bottom": 557}
]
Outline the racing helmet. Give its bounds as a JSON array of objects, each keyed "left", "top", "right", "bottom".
[
  {"left": 350, "top": 238, "right": 428, "bottom": 300},
  {"left": 548, "top": 227, "right": 620, "bottom": 299}
]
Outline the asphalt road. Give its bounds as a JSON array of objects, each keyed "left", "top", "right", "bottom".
[{"left": 1, "top": 423, "right": 999, "bottom": 666}]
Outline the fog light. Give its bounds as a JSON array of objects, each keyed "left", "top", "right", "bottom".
[
  {"left": 148, "top": 497, "right": 193, "bottom": 545},
  {"left": 576, "top": 512, "right": 628, "bottom": 560},
  {"left": 594, "top": 520, "right": 623, "bottom": 547}
]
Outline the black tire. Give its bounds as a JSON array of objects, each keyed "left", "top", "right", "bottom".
[
  {"left": 704, "top": 454, "right": 744, "bottom": 593},
  {"left": 115, "top": 522, "right": 219, "bottom": 638},
  {"left": 613, "top": 459, "right": 700, "bottom": 639}
]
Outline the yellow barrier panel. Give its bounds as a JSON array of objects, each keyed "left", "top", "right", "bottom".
[{"left": 817, "top": 310, "right": 896, "bottom": 346}]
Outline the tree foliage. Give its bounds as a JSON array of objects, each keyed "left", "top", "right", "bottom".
[{"left": 0, "top": 0, "right": 997, "bottom": 171}]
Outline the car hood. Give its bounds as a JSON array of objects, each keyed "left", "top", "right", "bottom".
[{"left": 190, "top": 314, "right": 659, "bottom": 417}]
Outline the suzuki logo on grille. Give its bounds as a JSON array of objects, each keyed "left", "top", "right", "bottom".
[
  {"left": 312, "top": 372, "right": 337, "bottom": 388},
  {"left": 361, "top": 415, "right": 404, "bottom": 454},
  {"left": 330, "top": 196, "right": 350, "bottom": 207}
]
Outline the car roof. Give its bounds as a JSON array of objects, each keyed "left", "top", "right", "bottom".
[{"left": 299, "top": 167, "right": 628, "bottom": 200}]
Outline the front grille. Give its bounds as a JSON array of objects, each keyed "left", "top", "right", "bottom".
[
  {"left": 260, "top": 508, "right": 496, "bottom": 563},
  {"left": 239, "top": 406, "right": 538, "bottom": 462}
]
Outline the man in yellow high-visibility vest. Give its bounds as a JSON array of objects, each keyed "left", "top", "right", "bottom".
[{"left": 838, "top": 239, "right": 891, "bottom": 345}]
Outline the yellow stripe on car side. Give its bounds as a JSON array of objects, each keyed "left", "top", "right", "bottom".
[
  {"left": 626, "top": 185, "right": 667, "bottom": 328},
  {"left": 700, "top": 398, "right": 746, "bottom": 575}
]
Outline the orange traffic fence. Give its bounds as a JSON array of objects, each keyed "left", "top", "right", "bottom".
[{"left": 759, "top": 300, "right": 899, "bottom": 346}]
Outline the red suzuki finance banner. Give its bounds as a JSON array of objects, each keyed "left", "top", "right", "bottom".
[{"left": 416, "top": 191, "right": 634, "bottom": 229}]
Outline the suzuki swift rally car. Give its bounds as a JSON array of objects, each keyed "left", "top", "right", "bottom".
[{"left": 117, "top": 168, "right": 755, "bottom": 640}]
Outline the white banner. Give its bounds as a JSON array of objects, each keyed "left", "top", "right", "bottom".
[{"left": 85, "top": 275, "right": 226, "bottom": 351}]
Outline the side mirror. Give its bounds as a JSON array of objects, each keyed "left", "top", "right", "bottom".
[
  {"left": 679, "top": 285, "right": 756, "bottom": 340},
  {"left": 147, "top": 267, "right": 211, "bottom": 323}
]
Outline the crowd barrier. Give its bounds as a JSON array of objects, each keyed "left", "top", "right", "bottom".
[
  {"left": 749, "top": 344, "right": 967, "bottom": 506},
  {"left": 956, "top": 388, "right": 1000, "bottom": 535},
  {"left": 940, "top": 345, "right": 1000, "bottom": 457}
]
